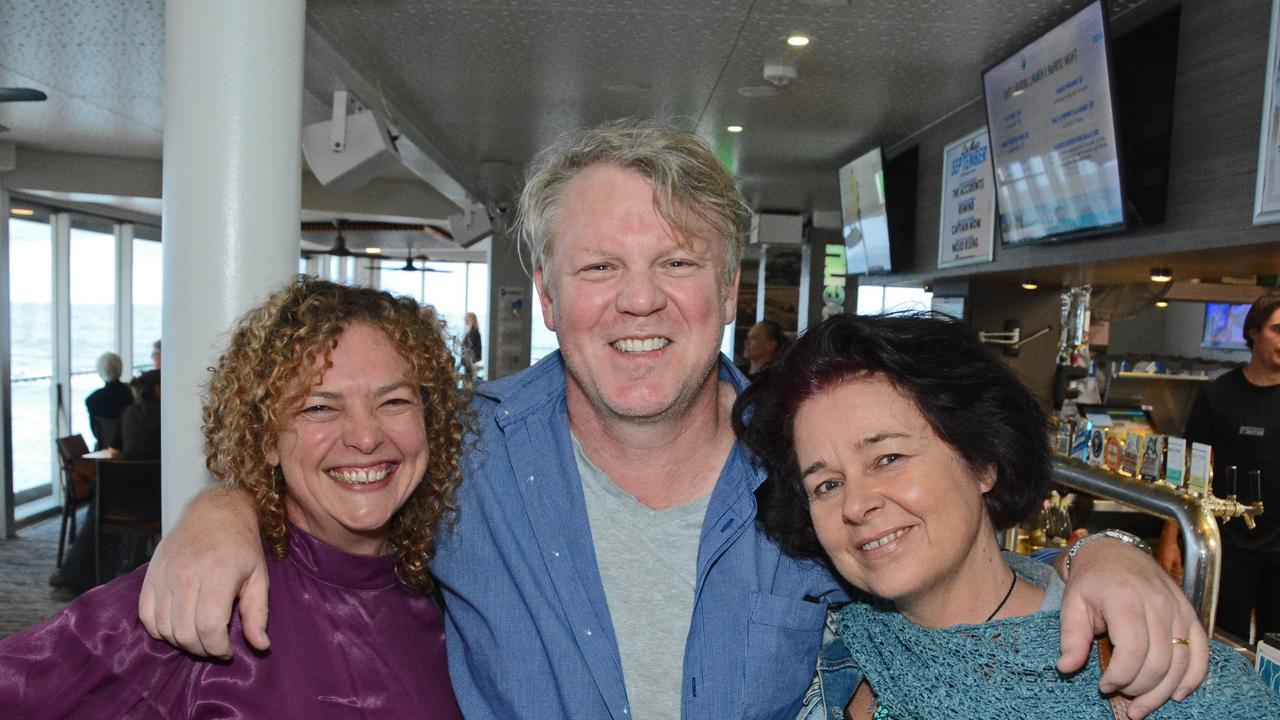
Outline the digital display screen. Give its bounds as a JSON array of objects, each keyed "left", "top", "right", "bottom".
[
  {"left": 983, "top": 1, "right": 1126, "bottom": 245},
  {"left": 838, "top": 147, "right": 891, "bottom": 275},
  {"left": 1202, "top": 302, "right": 1250, "bottom": 351}
]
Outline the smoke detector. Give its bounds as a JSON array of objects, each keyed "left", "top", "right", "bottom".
[{"left": 763, "top": 62, "right": 797, "bottom": 87}]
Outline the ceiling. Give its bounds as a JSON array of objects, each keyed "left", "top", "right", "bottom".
[{"left": 0, "top": 0, "right": 1172, "bottom": 266}]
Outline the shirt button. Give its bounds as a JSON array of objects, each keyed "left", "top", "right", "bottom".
[
  {"left": 585, "top": 629, "right": 592, "bottom": 636},
  {"left": 552, "top": 551, "right": 560, "bottom": 557}
]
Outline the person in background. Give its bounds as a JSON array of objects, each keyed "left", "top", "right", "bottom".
[
  {"left": 2, "top": 278, "right": 466, "bottom": 719},
  {"left": 741, "top": 319, "right": 785, "bottom": 380},
  {"left": 135, "top": 121, "right": 1204, "bottom": 720},
  {"left": 461, "top": 311, "right": 482, "bottom": 377},
  {"left": 150, "top": 339, "right": 162, "bottom": 370},
  {"left": 736, "top": 312, "right": 1272, "bottom": 719},
  {"left": 1159, "top": 291, "right": 1280, "bottom": 643},
  {"left": 50, "top": 370, "right": 164, "bottom": 593},
  {"left": 121, "top": 369, "right": 162, "bottom": 460},
  {"left": 85, "top": 351, "right": 133, "bottom": 450}
]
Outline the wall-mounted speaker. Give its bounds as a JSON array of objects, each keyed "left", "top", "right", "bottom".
[{"left": 302, "top": 110, "right": 399, "bottom": 194}]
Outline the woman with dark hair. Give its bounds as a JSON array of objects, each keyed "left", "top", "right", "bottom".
[
  {"left": 734, "top": 312, "right": 1280, "bottom": 719},
  {"left": 1, "top": 278, "right": 466, "bottom": 718}
]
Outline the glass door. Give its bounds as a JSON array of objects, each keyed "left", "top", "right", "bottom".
[
  {"left": 68, "top": 217, "right": 119, "bottom": 444},
  {"left": 8, "top": 209, "right": 56, "bottom": 504}
]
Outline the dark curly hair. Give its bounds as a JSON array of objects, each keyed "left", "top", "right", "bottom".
[
  {"left": 732, "top": 312, "right": 1050, "bottom": 563},
  {"left": 202, "top": 276, "right": 467, "bottom": 593}
]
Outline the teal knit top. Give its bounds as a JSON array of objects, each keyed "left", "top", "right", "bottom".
[{"left": 833, "top": 592, "right": 1280, "bottom": 719}]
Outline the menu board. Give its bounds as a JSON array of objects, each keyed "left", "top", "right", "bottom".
[
  {"left": 938, "top": 128, "right": 996, "bottom": 267},
  {"left": 983, "top": 0, "right": 1125, "bottom": 245}
]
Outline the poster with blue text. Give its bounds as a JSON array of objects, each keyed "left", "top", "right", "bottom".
[{"left": 938, "top": 128, "right": 995, "bottom": 268}]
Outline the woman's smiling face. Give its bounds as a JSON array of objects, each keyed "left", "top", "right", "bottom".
[
  {"left": 269, "top": 322, "right": 429, "bottom": 555},
  {"left": 793, "top": 374, "right": 995, "bottom": 606}
]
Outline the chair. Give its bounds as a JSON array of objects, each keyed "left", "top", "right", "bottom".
[
  {"left": 54, "top": 434, "right": 96, "bottom": 568},
  {"left": 94, "top": 459, "right": 162, "bottom": 585},
  {"left": 89, "top": 415, "right": 121, "bottom": 451}
]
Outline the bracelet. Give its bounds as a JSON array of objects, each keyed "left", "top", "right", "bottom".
[{"left": 1064, "top": 529, "right": 1151, "bottom": 578}]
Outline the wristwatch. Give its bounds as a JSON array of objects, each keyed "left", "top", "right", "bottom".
[{"left": 1064, "top": 529, "right": 1152, "bottom": 577}]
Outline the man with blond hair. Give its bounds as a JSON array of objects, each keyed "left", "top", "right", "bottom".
[{"left": 139, "top": 121, "right": 1205, "bottom": 719}]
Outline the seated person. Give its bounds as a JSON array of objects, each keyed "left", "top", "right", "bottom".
[
  {"left": 2, "top": 278, "right": 466, "bottom": 719},
  {"left": 120, "top": 369, "right": 162, "bottom": 460},
  {"left": 734, "top": 312, "right": 1280, "bottom": 719},
  {"left": 52, "top": 370, "right": 165, "bottom": 592},
  {"left": 84, "top": 352, "right": 132, "bottom": 450}
]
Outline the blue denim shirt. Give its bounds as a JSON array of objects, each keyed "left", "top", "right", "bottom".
[{"left": 432, "top": 352, "right": 844, "bottom": 719}]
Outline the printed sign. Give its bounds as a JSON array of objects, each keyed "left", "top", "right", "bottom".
[
  {"left": 1165, "top": 437, "right": 1186, "bottom": 487},
  {"left": 1187, "top": 442, "right": 1213, "bottom": 496},
  {"left": 938, "top": 128, "right": 996, "bottom": 267}
]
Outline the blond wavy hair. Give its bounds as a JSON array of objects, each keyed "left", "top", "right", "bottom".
[
  {"left": 202, "top": 277, "right": 466, "bottom": 593},
  {"left": 516, "top": 119, "right": 752, "bottom": 297}
]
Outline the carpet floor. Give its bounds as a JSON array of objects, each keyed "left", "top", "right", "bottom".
[{"left": 1, "top": 513, "right": 80, "bottom": 639}]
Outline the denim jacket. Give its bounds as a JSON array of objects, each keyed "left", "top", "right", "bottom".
[{"left": 432, "top": 352, "right": 846, "bottom": 719}]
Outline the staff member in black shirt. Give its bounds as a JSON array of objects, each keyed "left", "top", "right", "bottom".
[{"left": 1177, "top": 292, "right": 1280, "bottom": 642}]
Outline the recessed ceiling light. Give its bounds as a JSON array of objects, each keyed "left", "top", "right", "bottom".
[
  {"left": 738, "top": 85, "right": 782, "bottom": 98},
  {"left": 1149, "top": 267, "right": 1173, "bottom": 283},
  {"left": 787, "top": 35, "right": 811, "bottom": 47},
  {"left": 365, "top": 247, "right": 382, "bottom": 254},
  {"left": 10, "top": 207, "right": 34, "bottom": 216},
  {"left": 602, "top": 81, "right": 651, "bottom": 94},
  {"left": 1155, "top": 300, "right": 1169, "bottom": 308},
  {"left": 1021, "top": 281, "right": 1039, "bottom": 291},
  {"left": 727, "top": 125, "right": 744, "bottom": 133}
]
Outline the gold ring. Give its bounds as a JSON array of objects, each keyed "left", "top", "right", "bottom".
[{"left": 1171, "top": 637, "right": 1190, "bottom": 646}]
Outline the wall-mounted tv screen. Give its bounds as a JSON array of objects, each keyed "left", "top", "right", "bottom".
[
  {"left": 838, "top": 147, "right": 891, "bottom": 275},
  {"left": 982, "top": 0, "right": 1127, "bottom": 246},
  {"left": 1202, "top": 302, "right": 1251, "bottom": 351}
]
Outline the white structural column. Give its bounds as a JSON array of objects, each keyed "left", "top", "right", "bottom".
[{"left": 161, "top": 0, "right": 305, "bottom": 532}]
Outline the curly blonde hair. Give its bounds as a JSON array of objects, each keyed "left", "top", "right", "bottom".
[{"left": 202, "top": 276, "right": 466, "bottom": 593}]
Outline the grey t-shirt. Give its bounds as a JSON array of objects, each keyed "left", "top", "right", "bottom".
[{"left": 574, "top": 435, "right": 711, "bottom": 720}]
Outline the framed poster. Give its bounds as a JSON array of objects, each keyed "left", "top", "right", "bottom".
[
  {"left": 1255, "top": 0, "right": 1280, "bottom": 224},
  {"left": 937, "top": 128, "right": 996, "bottom": 268}
]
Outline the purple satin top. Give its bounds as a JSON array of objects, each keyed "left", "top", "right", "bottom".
[{"left": 0, "top": 526, "right": 463, "bottom": 719}]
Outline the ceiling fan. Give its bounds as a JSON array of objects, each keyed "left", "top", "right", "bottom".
[
  {"left": 300, "top": 219, "right": 384, "bottom": 259},
  {"left": 0, "top": 87, "right": 47, "bottom": 103},
  {"left": 367, "top": 250, "right": 452, "bottom": 273}
]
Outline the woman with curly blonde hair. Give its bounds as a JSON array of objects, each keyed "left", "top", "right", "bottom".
[{"left": 0, "top": 277, "right": 466, "bottom": 719}]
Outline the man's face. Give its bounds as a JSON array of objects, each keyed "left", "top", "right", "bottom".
[
  {"left": 535, "top": 164, "right": 738, "bottom": 423},
  {"left": 1250, "top": 307, "right": 1280, "bottom": 373}
]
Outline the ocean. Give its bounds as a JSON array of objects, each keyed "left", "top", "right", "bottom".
[{"left": 11, "top": 302, "right": 160, "bottom": 496}]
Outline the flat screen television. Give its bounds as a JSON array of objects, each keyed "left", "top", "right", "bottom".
[
  {"left": 838, "top": 147, "right": 890, "bottom": 275},
  {"left": 982, "top": 0, "right": 1127, "bottom": 246},
  {"left": 837, "top": 146, "right": 916, "bottom": 276},
  {"left": 1202, "top": 302, "right": 1251, "bottom": 351}
]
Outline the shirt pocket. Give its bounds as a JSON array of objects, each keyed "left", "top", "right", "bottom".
[{"left": 742, "top": 592, "right": 828, "bottom": 719}]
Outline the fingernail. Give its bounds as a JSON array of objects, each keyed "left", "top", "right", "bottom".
[
  {"left": 1099, "top": 683, "right": 1115, "bottom": 694},
  {"left": 1172, "top": 687, "right": 1190, "bottom": 702}
]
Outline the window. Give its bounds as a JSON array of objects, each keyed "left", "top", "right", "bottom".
[
  {"left": 132, "top": 236, "right": 163, "bottom": 373},
  {"left": 8, "top": 214, "right": 55, "bottom": 501},
  {"left": 856, "top": 285, "right": 932, "bottom": 315}
]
